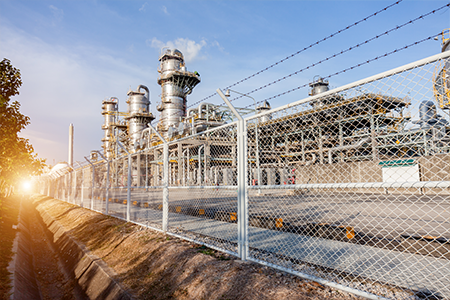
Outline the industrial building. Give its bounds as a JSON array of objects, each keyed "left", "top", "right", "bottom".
[{"left": 87, "top": 31, "right": 450, "bottom": 190}]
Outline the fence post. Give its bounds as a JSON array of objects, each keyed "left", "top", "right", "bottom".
[
  {"left": 65, "top": 174, "right": 68, "bottom": 201},
  {"left": 72, "top": 169, "right": 77, "bottom": 204},
  {"left": 148, "top": 124, "right": 169, "bottom": 232},
  {"left": 217, "top": 88, "right": 248, "bottom": 260},
  {"left": 116, "top": 142, "right": 132, "bottom": 222},
  {"left": 91, "top": 165, "right": 95, "bottom": 210},
  {"left": 93, "top": 151, "right": 110, "bottom": 216},
  {"left": 68, "top": 172, "right": 71, "bottom": 203},
  {"left": 58, "top": 174, "right": 62, "bottom": 199},
  {"left": 80, "top": 168, "right": 84, "bottom": 207},
  {"left": 52, "top": 174, "right": 58, "bottom": 199},
  {"left": 84, "top": 157, "right": 95, "bottom": 210},
  {"left": 127, "top": 154, "right": 131, "bottom": 221},
  {"left": 106, "top": 160, "right": 110, "bottom": 215},
  {"left": 163, "top": 143, "right": 169, "bottom": 231},
  {"left": 64, "top": 174, "right": 67, "bottom": 201}
]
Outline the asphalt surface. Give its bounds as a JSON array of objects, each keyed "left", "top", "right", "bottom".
[{"left": 75, "top": 188, "right": 450, "bottom": 240}]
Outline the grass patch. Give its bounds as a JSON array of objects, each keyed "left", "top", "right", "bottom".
[{"left": 197, "top": 245, "right": 215, "bottom": 256}]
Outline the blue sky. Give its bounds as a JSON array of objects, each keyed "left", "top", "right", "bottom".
[{"left": 0, "top": 0, "right": 449, "bottom": 165}]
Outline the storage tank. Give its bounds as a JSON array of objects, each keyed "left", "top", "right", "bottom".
[
  {"left": 309, "top": 76, "right": 329, "bottom": 96},
  {"left": 308, "top": 76, "right": 342, "bottom": 109}
]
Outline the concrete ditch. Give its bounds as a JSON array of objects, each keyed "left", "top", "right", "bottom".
[
  {"left": 9, "top": 196, "right": 133, "bottom": 300},
  {"left": 37, "top": 208, "right": 133, "bottom": 300},
  {"left": 8, "top": 196, "right": 41, "bottom": 300}
]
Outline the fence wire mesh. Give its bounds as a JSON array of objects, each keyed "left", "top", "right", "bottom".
[
  {"left": 165, "top": 123, "right": 240, "bottom": 254},
  {"left": 38, "top": 52, "right": 450, "bottom": 299},
  {"left": 245, "top": 53, "right": 450, "bottom": 299}
]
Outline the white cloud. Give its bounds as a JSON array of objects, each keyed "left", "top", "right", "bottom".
[
  {"left": 212, "top": 40, "right": 227, "bottom": 54},
  {"left": 49, "top": 5, "right": 64, "bottom": 23},
  {"left": 139, "top": 2, "right": 148, "bottom": 12},
  {"left": 149, "top": 38, "right": 207, "bottom": 62},
  {"left": 0, "top": 24, "right": 152, "bottom": 163},
  {"left": 162, "top": 6, "right": 169, "bottom": 15}
]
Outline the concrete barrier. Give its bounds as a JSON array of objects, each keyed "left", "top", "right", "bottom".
[{"left": 37, "top": 208, "right": 133, "bottom": 300}]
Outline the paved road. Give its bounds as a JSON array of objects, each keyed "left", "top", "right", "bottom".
[
  {"left": 69, "top": 187, "right": 450, "bottom": 297},
  {"left": 85, "top": 188, "right": 450, "bottom": 240}
]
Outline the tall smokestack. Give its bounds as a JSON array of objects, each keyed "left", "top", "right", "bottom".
[{"left": 68, "top": 123, "right": 74, "bottom": 167}]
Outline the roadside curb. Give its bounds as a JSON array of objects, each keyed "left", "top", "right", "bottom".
[{"left": 37, "top": 206, "right": 134, "bottom": 300}]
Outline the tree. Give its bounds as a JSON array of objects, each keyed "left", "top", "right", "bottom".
[{"left": 0, "top": 58, "right": 46, "bottom": 197}]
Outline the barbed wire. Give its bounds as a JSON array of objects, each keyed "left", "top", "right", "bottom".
[
  {"left": 186, "top": 0, "right": 403, "bottom": 109},
  {"left": 152, "top": 3, "right": 449, "bottom": 124},
  {"left": 243, "top": 33, "right": 438, "bottom": 110},
  {"left": 229, "top": 3, "right": 450, "bottom": 104}
]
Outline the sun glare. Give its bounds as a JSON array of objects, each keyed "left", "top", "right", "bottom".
[{"left": 22, "top": 180, "right": 32, "bottom": 192}]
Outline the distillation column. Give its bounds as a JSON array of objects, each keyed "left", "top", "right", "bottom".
[
  {"left": 101, "top": 97, "right": 118, "bottom": 159},
  {"left": 156, "top": 48, "right": 201, "bottom": 137},
  {"left": 125, "top": 85, "right": 155, "bottom": 151}
]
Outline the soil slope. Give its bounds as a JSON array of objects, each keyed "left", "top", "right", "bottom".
[{"left": 33, "top": 194, "right": 361, "bottom": 300}]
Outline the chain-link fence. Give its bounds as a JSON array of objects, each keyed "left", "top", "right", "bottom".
[
  {"left": 38, "top": 51, "right": 450, "bottom": 299},
  {"left": 243, "top": 51, "right": 450, "bottom": 299}
]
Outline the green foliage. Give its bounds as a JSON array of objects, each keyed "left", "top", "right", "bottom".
[
  {"left": 0, "top": 58, "right": 22, "bottom": 101},
  {"left": 197, "top": 245, "right": 215, "bottom": 256},
  {"left": 0, "top": 58, "right": 46, "bottom": 196}
]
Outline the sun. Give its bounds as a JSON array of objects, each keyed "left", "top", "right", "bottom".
[{"left": 21, "top": 180, "right": 32, "bottom": 192}]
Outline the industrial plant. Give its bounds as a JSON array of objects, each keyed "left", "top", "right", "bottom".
[{"left": 85, "top": 31, "right": 450, "bottom": 190}]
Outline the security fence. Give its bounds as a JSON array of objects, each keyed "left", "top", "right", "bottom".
[{"left": 38, "top": 51, "right": 450, "bottom": 300}]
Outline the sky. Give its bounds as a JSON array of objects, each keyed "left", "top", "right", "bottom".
[{"left": 0, "top": 0, "right": 449, "bottom": 166}]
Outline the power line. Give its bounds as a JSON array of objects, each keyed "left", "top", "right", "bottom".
[{"left": 187, "top": 0, "right": 403, "bottom": 109}]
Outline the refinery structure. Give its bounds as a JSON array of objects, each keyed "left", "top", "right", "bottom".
[
  {"left": 97, "top": 47, "right": 258, "bottom": 187},
  {"left": 87, "top": 35, "right": 450, "bottom": 189}
]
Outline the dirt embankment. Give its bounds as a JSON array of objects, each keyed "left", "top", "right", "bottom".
[{"left": 33, "top": 194, "right": 361, "bottom": 300}]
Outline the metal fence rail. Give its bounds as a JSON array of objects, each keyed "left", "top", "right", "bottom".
[{"left": 37, "top": 51, "right": 450, "bottom": 300}]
